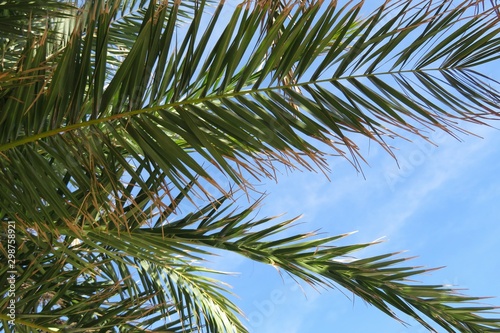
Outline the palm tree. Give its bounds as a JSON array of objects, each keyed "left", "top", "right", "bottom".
[{"left": 1, "top": 0, "right": 500, "bottom": 331}]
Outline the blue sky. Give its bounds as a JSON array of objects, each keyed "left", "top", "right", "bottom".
[
  {"left": 206, "top": 121, "right": 500, "bottom": 332},
  {"left": 188, "top": 1, "right": 500, "bottom": 331}
]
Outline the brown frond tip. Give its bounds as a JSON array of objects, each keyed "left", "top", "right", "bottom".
[{"left": 472, "top": 0, "right": 500, "bottom": 17}]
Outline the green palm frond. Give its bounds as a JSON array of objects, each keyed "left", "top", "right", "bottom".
[
  {"left": 2, "top": 0, "right": 500, "bottom": 199},
  {"left": 1, "top": 0, "right": 500, "bottom": 332},
  {"left": 0, "top": 197, "right": 246, "bottom": 332},
  {"left": 0, "top": 0, "right": 76, "bottom": 72},
  {"left": 3, "top": 195, "right": 499, "bottom": 332}
]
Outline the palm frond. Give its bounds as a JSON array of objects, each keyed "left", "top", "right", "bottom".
[
  {"left": 1, "top": 0, "right": 500, "bottom": 332},
  {"left": 3, "top": 195, "right": 499, "bottom": 332},
  {"left": 0, "top": 205, "right": 246, "bottom": 332},
  {"left": 2, "top": 0, "right": 499, "bottom": 201},
  {"left": 0, "top": 0, "right": 75, "bottom": 72}
]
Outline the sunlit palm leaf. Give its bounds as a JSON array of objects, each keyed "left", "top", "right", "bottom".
[
  {"left": 1, "top": 0, "right": 500, "bottom": 332},
  {"left": 0, "top": 197, "right": 246, "bottom": 332},
  {"left": 3, "top": 195, "right": 499, "bottom": 331},
  {"left": 0, "top": 0, "right": 75, "bottom": 72}
]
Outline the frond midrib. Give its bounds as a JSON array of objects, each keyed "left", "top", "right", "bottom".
[{"left": 0, "top": 66, "right": 469, "bottom": 152}]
